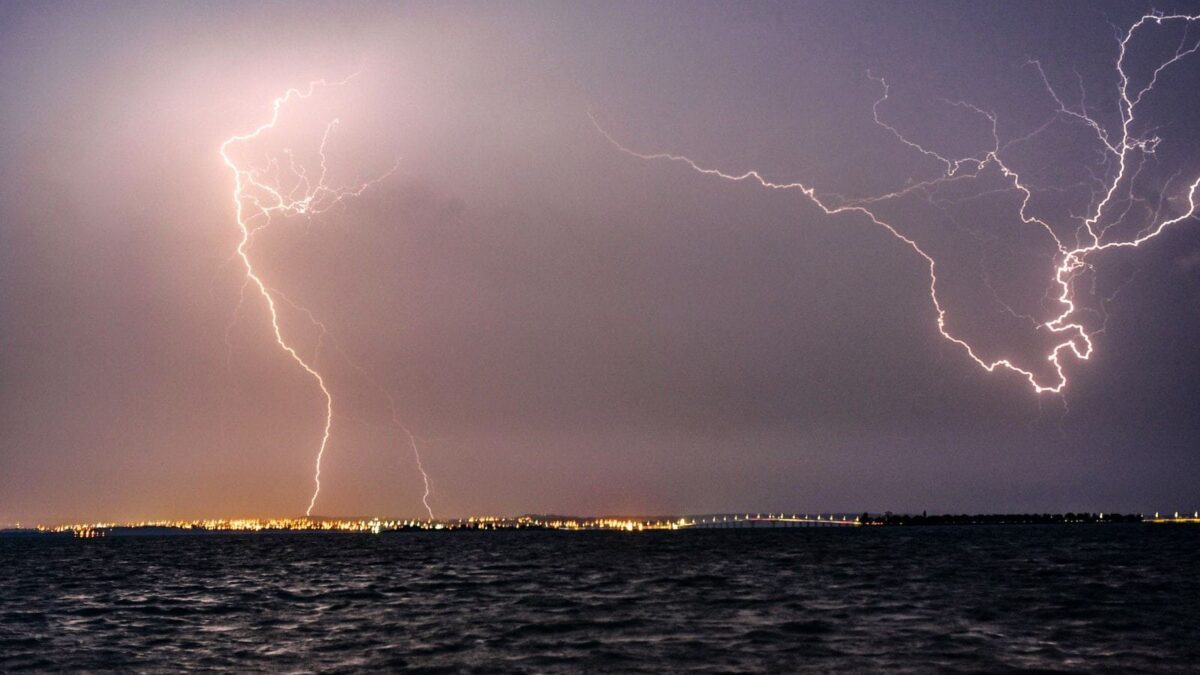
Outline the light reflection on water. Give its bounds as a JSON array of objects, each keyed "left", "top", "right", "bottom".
[{"left": 2, "top": 525, "right": 1197, "bottom": 671}]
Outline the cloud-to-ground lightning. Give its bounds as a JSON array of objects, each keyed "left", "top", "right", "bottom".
[
  {"left": 593, "top": 12, "right": 1200, "bottom": 395},
  {"left": 220, "top": 78, "right": 435, "bottom": 518},
  {"left": 271, "top": 289, "right": 435, "bottom": 518}
]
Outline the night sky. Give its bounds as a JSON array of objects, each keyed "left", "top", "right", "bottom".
[{"left": 2, "top": 1, "right": 1199, "bottom": 524}]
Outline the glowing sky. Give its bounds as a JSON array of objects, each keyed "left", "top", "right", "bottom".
[{"left": 2, "top": 1, "right": 1199, "bottom": 524}]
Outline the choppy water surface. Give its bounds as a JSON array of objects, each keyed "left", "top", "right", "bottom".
[{"left": 2, "top": 525, "right": 1197, "bottom": 672}]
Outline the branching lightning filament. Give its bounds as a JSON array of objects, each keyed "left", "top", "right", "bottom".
[
  {"left": 220, "top": 78, "right": 434, "bottom": 518},
  {"left": 593, "top": 12, "right": 1200, "bottom": 395}
]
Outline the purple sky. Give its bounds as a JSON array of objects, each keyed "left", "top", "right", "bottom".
[{"left": 2, "top": 1, "right": 1199, "bottom": 524}]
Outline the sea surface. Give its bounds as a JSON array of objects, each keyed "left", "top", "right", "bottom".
[{"left": 2, "top": 525, "right": 1197, "bottom": 672}]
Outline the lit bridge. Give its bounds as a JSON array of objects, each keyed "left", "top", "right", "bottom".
[{"left": 676, "top": 514, "right": 858, "bottom": 529}]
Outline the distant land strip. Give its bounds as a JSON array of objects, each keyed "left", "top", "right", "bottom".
[{"left": 3, "top": 511, "right": 1198, "bottom": 538}]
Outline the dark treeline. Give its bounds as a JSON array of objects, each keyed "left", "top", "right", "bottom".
[{"left": 860, "top": 512, "right": 1143, "bottom": 526}]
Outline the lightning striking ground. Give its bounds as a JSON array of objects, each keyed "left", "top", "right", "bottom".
[
  {"left": 271, "top": 288, "right": 436, "bottom": 519},
  {"left": 593, "top": 12, "right": 1200, "bottom": 396},
  {"left": 221, "top": 78, "right": 435, "bottom": 518}
]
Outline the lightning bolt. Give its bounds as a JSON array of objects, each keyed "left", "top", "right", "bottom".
[
  {"left": 271, "top": 288, "right": 435, "bottom": 519},
  {"left": 592, "top": 12, "right": 1200, "bottom": 395},
  {"left": 220, "top": 77, "right": 435, "bottom": 518}
]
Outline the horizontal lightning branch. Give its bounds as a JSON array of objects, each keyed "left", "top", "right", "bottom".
[{"left": 592, "top": 11, "right": 1200, "bottom": 395}]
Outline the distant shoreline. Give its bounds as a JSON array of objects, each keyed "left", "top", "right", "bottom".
[{"left": 4, "top": 512, "right": 1197, "bottom": 538}]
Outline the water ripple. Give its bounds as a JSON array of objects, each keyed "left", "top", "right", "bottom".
[{"left": 1, "top": 526, "right": 1198, "bottom": 671}]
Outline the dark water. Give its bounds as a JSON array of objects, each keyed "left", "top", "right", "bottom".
[{"left": 2, "top": 525, "right": 1198, "bottom": 672}]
